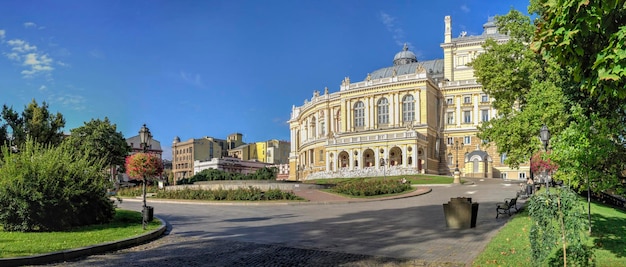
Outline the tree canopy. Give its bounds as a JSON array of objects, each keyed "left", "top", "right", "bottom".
[
  {"left": 0, "top": 99, "right": 65, "bottom": 149},
  {"left": 64, "top": 117, "right": 130, "bottom": 168}
]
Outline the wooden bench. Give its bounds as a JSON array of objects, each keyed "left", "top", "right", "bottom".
[{"left": 496, "top": 197, "right": 518, "bottom": 218}]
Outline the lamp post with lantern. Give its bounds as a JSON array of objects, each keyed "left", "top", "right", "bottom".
[
  {"left": 539, "top": 124, "right": 551, "bottom": 192},
  {"left": 138, "top": 124, "right": 152, "bottom": 230},
  {"left": 453, "top": 139, "right": 464, "bottom": 184}
]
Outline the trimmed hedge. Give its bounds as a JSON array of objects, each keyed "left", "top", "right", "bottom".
[
  {"left": 155, "top": 187, "right": 303, "bottom": 201},
  {"left": 177, "top": 167, "right": 276, "bottom": 185},
  {"left": 0, "top": 140, "right": 115, "bottom": 232},
  {"left": 331, "top": 178, "right": 412, "bottom": 197}
]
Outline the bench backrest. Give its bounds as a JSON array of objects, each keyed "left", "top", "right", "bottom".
[{"left": 509, "top": 197, "right": 517, "bottom": 206}]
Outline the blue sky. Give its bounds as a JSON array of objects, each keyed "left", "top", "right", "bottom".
[{"left": 0, "top": 0, "right": 530, "bottom": 159}]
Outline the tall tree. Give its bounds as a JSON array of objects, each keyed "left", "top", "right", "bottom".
[
  {"left": 530, "top": 0, "right": 626, "bottom": 192},
  {"left": 470, "top": 9, "right": 568, "bottom": 168},
  {"left": 1, "top": 99, "right": 65, "bottom": 148},
  {"left": 65, "top": 117, "right": 131, "bottom": 170}
]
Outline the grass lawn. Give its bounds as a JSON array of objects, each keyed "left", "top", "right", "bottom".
[
  {"left": 472, "top": 200, "right": 626, "bottom": 266},
  {"left": 0, "top": 209, "right": 161, "bottom": 258},
  {"left": 306, "top": 174, "right": 455, "bottom": 185}
]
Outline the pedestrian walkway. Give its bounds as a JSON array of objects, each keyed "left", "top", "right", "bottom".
[{"left": 33, "top": 179, "right": 524, "bottom": 267}]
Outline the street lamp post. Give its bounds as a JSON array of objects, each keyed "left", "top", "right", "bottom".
[
  {"left": 539, "top": 124, "right": 551, "bottom": 192},
  {"left": 138, "top": 124, "right": 152, "bottom": 230},
  {"left": 453, "top": 139, "right": 464, "bottom": 184}
]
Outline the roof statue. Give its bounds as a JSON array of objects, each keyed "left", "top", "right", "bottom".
[
  {"left": 392, "top": 68, "right": 397, "bottom": 77},
  {"left": 324, "top": 87, "right": 328, "bottom": 95},
  {"left": 366, "top": 73, "right": 371, "bottom": 81},
  {"left": 415, "top": 64, "right": 426, "bottom": 74}
]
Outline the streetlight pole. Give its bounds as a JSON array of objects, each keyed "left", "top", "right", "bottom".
[
  {"left": 138, "top": 124, "right": 152, "bottom": 230},
  {"left": 539, "top": 124, "right": 551, "bottom": 193},
  {"left": 453, "top": 139, "right": 464, "bottom": 184}
]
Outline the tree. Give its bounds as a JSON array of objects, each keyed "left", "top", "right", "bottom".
[
  {"left": 531, "top": 0, "right": 626, "bottom": 101},
  {"left": 64, "top": 117, "right": 131, "bottom": 175},
  {"left": 470, "top": 9, "right": 568, "bottom": 168},
  {"left": 530, "top": 0, "right": 626, "bottom": 192},
  {"left": 1, "top": 99, "right": 65, "bottom": 148}
]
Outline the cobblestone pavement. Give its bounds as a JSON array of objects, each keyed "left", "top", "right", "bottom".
[{"left": 40, "top": 178, "right": 524, "bottom": 267}]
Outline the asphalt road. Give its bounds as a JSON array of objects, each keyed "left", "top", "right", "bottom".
[{"left": 42, "top": 178, "right": 524, "bottom": 267}]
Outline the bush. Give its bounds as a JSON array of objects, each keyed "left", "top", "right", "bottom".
[
  {"left": 331, "top": 178, "right": 412, "bottom": 197},
  {"left": 155, "top": 187, "right": 302, "bottom": 201},
  {"left": 116, "top": 185, "right": 159, "bottom": 197},
  {"left": 0, "top": 140, "right": 115, "bottom": 232},
  {"left": 178, "top": 167, "right": 277, "bottom": 185}
]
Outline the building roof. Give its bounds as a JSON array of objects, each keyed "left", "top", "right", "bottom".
[
  {"left": 368, "top": 59, "right": 444, "bottom": 81},
  {"left": 126, "top": 135, "right": 162, "bottom": 151}
]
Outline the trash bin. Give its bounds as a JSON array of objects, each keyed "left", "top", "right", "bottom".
[
  {"left": 143, "top": 206, "right": 154, "bottom": 222},
  {"left": 443, "top": 197, "right": 479, "bottom": 229}
]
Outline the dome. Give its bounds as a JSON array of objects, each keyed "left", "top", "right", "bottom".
[
  {"left": 173, "top": 136, "right": 180, "bottom": 144},
  {"left": 393, "top": 43, "right": 417, "bottom": 65}
]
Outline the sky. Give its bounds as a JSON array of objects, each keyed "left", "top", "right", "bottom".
[{"left": 0, "top": 0, "right": 530, "bottom": 160}]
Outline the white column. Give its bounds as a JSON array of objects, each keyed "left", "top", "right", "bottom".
[
  {"left": 402, "top": 145, "right": 408, "bottom": 167},
  {"left": 349, "top": 151, "right": 354, "bottom": 170},
  {"left": 325, "top": 151, "right": 330, "bottom": 171},
  {"left": 416, "top": 91, "right": 421, "bottom": 124}
]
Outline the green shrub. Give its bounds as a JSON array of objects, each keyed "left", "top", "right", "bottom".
[
  {"left": 178, "top": 167, "right": 277, "bottom": 185},
  {"left": 0, "top": 140, "right": 115, "bottom": 232},
  {"left": 331, "top": 178, "right": 412, "bottom": 197},
  {"left": 528, "top": 187, "right": 595, "bottom": 266},
  {"left": 116, "top": 185, "right": 159, "bottom": 197},
  {"left": 155, "top": 187, "right": 302, "bottom": 201}
]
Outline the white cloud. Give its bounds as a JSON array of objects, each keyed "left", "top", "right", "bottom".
[
  {"left": 57, "top": 61, "right": 69, "bottom": 67},
  {"left": 54, "top": 93, "right": 86, "bottom": 111},
  {"left": 7, "top": 39, "right": 37, "bottom": 53},
  {"left": 21, "top": 53, "right": 54, "bottom": 77},
  {"left": 180, "top": 70, "right": 204, "bottom": 88},
  {"left": 379, "top": 11, "right": 412, "bottom": 48},
  {"left": 6, "top": 52, "right": 20, "bottom": 61},
  {"left": 460, "top": 5, "right": 470, "bottom": 13},
  {"left": 23, "top": 22, "right": 37, "bottom": 29},
  {"left": 0, "top": 29, "right": 5, "bottom": 39},
  {"left": 39, "top": 85, "right": 47, "bottom": 91}
]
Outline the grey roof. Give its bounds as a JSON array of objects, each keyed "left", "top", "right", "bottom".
[
  {"left": 126, "top": 135, "right": 162, "bottom": 151},
  {"left": 367, "top": 59, "right": 444, "bottom": 80}
]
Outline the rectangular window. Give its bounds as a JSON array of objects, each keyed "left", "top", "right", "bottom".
[
  {"left": 464, "top": 136, "right": 471, "bottom": 145},
  {"left": 319, "top": 150, "right": 324, "bottom": 162},
  {"left": 481, "top": 94, "right": 489, "bottom": 102},
  {"left": 446, "top": 112, "right": 455, "bottom": 124},
  {"left": 519, "top": 172, "right": 526, "bottom": 179},
  {"left": 481, "top": 109, "right": 489, "bottom": 122},
  {"left": 446, "top": 98, "right": 453, "bottom": 105},
  {"left": 501, "top": 173, "right": 508, "bottom": 179},
  {"left": 463, "top": 96, "right": 471, "bottom": 104},
  {"left": 447, "top": 137, "right": 453, "bottom": 145},
  {"left": 463, "top": 111, "right": 472, "bottom": 123}
]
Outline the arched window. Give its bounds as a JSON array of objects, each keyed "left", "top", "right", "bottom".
[
  {"left": 335, "top": 109, "right": 341, "bottom": 133},
  {"left": 402, "top": 94, "right": 415, "bottom": 122},
  {"left": 354, "top": 101, "right": 365, "bottom": 127},
  {"left": 377, "top": 98, "right": 389, "bottom": 125}
]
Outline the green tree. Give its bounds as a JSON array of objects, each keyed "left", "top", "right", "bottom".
[
  {"left": 65, "top": 117, "right": 131, "bottom": 171},
  {"left": 470, "top": 9, "right": 568, "bottom": 168},
  {"left": 530, "top": 0, "right": 626, "bottom": 192},
  {"left": 531, "top": 0, "right": 626, "bottom": 101},
  {"left": 1, "top": 99, "right": 65, "bottom": 148}
]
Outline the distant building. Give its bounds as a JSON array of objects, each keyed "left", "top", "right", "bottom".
[
  {"left": 194, "top": 157, "right": 271, "bottom": 175},
  {"left": 171, "top": 133, "right": 244, "bottom": 182},
  {"left": 228, "top": 139, "right": 290, "bottom": 164},
  {"left": 288, "top": 16, "right": 530, "bottom": 181}
]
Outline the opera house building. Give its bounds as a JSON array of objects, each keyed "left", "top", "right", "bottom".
[{"left": 287, "top": 16, "right": 530, "bottom": 181}]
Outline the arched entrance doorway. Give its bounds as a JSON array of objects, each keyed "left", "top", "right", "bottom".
[
  {"left": 389, "top": 147, "right": 402, "bottom": 166},
  {"left": 338, "top": 151, "right": 349, "bottom": 168},
  {"left": 363, "top": 149, "right": 375, "bottom": 167}
]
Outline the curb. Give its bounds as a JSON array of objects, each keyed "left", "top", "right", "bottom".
[{"left": 0, "top": 216, "right": 167, "bottom": 267}]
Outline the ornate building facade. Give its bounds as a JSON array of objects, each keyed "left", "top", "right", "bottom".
[{"left": 287, "top": 16, "right": 530, "bottom": 181}]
